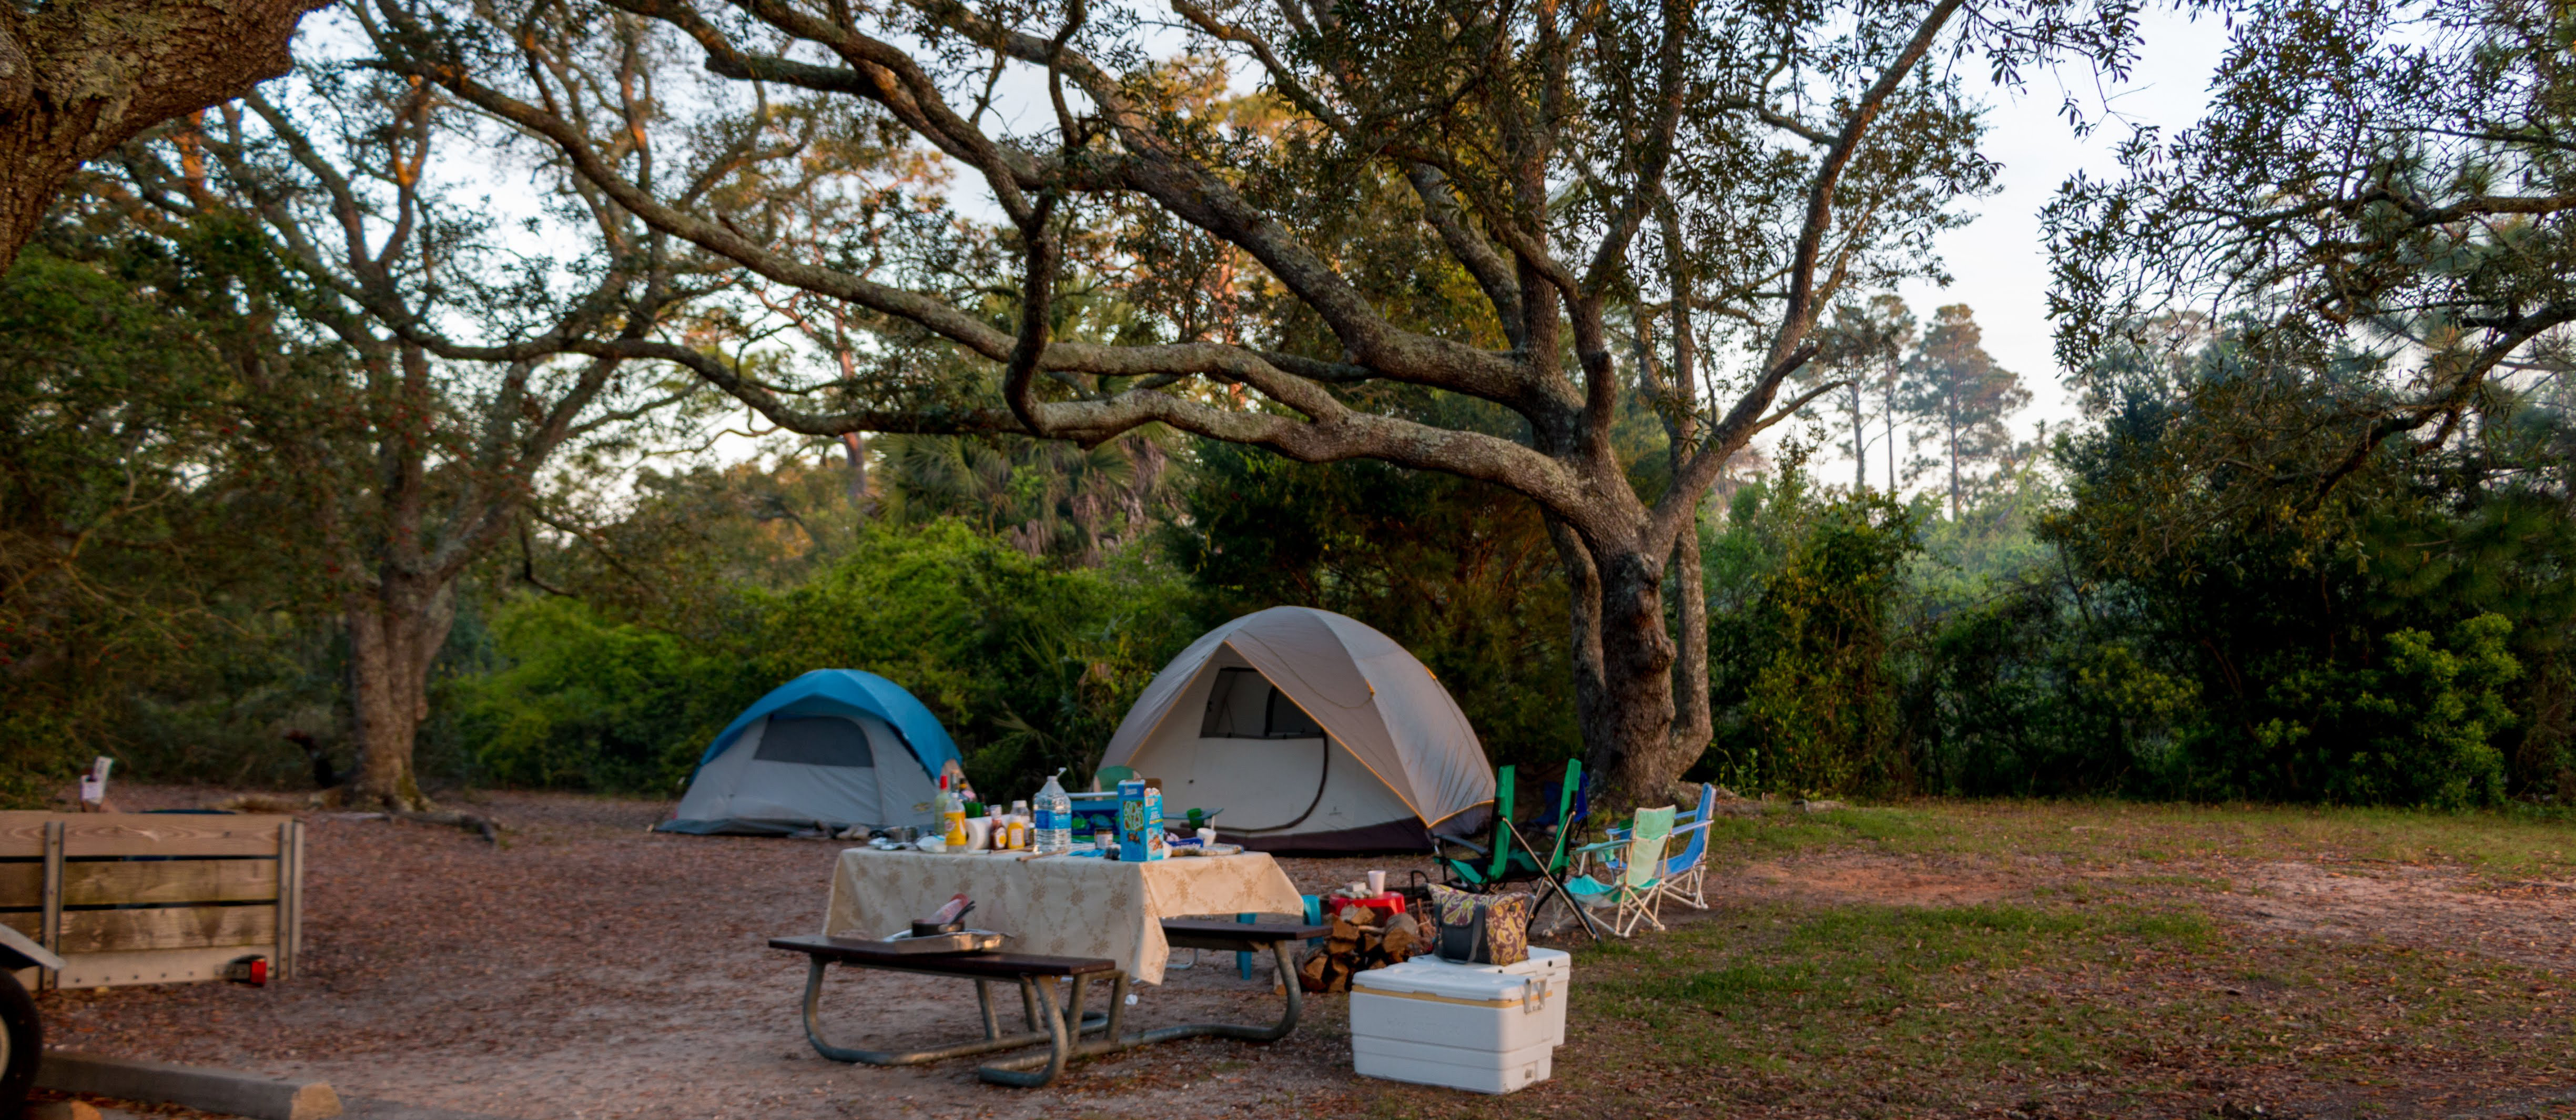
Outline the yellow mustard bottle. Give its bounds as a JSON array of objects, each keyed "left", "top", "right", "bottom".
[{"left": 940, "top": 777, "right": 968, "bottom": 849}]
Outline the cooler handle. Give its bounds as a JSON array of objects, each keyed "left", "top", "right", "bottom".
[{"left": 1522, "top": 976, "right": 1550, "bottom": 1014}]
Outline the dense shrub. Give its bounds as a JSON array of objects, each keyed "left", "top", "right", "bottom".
[
  {"left": 1703, "top": 478, "right": 1922, "bottom": 797},
  {"left": 444, "top": 521, "right": 1197, "bottom": 798}
]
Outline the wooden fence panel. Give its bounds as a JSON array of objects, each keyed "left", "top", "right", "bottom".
[
  {"left": 0, "top": 861, "right": 37, "bottom": 904},
  {"left": 62, "top": 860, "right": 279, "bottom": 907},
  {"left": 58, "top": 905, "right": 277, "bottom": 955},
  {"left": 59, "top": 815, "right": 287, "bottom": 858},
  {"left": 0, "top": 812, "right": 50, "bottom": 858}
]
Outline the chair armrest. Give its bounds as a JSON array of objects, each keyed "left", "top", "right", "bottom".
[
  {"left": 1432, "top": 832, "right": 1492, "bottom": 858},
  {"left": 1569, "top": 838, "right": 1623, "bottom": 857},
  {"left": 1668, "top": 820, "right": 1710, "bottom": 836}
]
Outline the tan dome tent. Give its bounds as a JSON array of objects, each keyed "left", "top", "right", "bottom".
[{"left": 1099, "top": 607, "right": 1496, "bottom": 853}]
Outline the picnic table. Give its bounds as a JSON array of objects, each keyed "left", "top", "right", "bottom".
[
  {"left": 783, "top": 847, "right": 1318, "bottom": 1085},
  {"left": 820, "top": 847, "right": 1303, "bottom": 983}
]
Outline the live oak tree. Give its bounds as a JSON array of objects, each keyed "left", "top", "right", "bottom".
[
  {"left": 373, "top": 0, "right": 2147, "bottom": 805},
  {"left": 80, "top": 45, "right": 712, "bottom": 809},
  {"left": 0, "top": 0, "right": 331, "bottom": 272},
  {"left": 2048, "top": 0, "right": 2576, "bottom": 502}
]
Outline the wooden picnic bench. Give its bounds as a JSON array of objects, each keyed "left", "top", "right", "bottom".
[{"left": 772, "top": 918, "right": 1327, "bottom": 1087}]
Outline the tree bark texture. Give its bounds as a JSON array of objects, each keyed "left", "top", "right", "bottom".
[
  {"left": 346, "top": 578, "right": 455, "bottom": 811},
  {"left": 0, "top": 0, "right": 324, "bottom": 271}
]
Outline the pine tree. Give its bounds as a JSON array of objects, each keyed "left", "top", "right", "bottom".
[{"left": 1900, "top": 304, "right": 2031, "bottom": 518}]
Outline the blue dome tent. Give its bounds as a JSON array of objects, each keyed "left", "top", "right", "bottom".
[{"left": 657, "top": 670, "right": 962, "bottom": 836}]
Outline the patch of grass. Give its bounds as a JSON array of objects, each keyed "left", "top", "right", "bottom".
[
  {"left": 1366, "top": 893, "right": 2568, "bottom": 1119},
  {"left": 1690, "top": 800, "right": 2576, "bottom": 877}
]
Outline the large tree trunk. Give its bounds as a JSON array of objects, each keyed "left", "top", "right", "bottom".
[
  {"left": 1553, "top": 523, "right": 1699, "bottom": 811},
  {"left": 344, "top": 578, "right": 456, "bottom": 811},
  {"left": 1588, "top": 550, "right": 1688, "bottom": 808},
  {"left": 0, "top": 0, "right": 324, "bottom": 271}
]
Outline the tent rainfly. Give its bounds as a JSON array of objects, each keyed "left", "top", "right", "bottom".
[
  {"left": 1098, "top": 606, "right": 1496, "bottom": 853},
  {"left": 658, "top": 669, "right": 961, "bottom": 836}
]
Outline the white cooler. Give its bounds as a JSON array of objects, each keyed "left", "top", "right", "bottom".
[{"left": 1349, "top": 948, "right": 1570, "bottom": 1094}]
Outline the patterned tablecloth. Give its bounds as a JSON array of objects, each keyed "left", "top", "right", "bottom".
[{"left": 822, "top": 848, "right": 1305, "bottom": 984}]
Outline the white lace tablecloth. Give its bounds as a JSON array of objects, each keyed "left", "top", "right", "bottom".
[{"left": 822, "top": 848, "right": 1304, "bottom": 984}]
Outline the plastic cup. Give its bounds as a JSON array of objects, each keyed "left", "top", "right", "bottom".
[{"left": 1367, "top": 870, "right": 1386, "bottom": 895}]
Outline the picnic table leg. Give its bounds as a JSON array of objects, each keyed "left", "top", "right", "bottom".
[
  {"left": 1112, "top": 945, "right": 1300, "bottom": 1047},
  {"left": 974, "top": 977, "right": 1070, "bottom": 1087},
  {"left": 1061, "top": 974, "right": 1092, "bottom": 1037},
  {"left": 797, "top": 959, "right": 1067, "bottom": 1066},
  {"left": 976, "top": 980, "right": 1001, "bottom": 1040},
  {"left": 1236, "top": 912, "right": 1255, "bottom": 979},
  {"left": 1104, "top": 972, "right": 1130, "bottom": 1041},
  {"left": 983, "top": 951, "right": 1303, "bottom": 1078}
]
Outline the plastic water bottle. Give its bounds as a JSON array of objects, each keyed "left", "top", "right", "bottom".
[{"left": 1034, "top": 768, "right": 1073, "bottom": 853}]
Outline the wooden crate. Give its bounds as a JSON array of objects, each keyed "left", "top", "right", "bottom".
[{"left": 0, "top": 812, "right": 304, "bottom": 990}]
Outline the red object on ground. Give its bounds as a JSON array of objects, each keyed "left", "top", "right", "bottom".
[{"left": 1335, "top": 893, "right": 1405, "bottom": 921}]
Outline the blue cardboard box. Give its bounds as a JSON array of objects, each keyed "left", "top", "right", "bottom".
[
  {"left": 1117, "top": 779, "right": 1166, "bottom": 861},
  {"left": 1067, "top": 792, "right": 1121, "bottom": 839}
]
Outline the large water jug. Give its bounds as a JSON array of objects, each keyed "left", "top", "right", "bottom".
[{"left": 1034, "top": 768, "right": 1074, "bottom": 853}]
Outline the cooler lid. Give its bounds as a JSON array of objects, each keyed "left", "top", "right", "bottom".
[
  {"left": 1454, "top": 947, "right": 1569, "bottom": 976},
  {"left": 1353, "top": 958, "right": 1541, "bottom": 1003}
]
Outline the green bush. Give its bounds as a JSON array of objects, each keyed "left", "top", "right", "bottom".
[
  {"left": 447, "top": 596, "right": 741, "bottom": 792},
  {"left": 1705, "top": 480, "right": 1922, "bottom": 797}
]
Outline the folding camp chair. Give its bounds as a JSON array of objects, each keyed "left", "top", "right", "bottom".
[
  {"left": 1434, "top": 764, "right": 1517, "bottom": 888},
  {"left": 1508, "top": 763, "right": 1589, "bottom": 879},
  {"left": 1610, "top": 782, "right": 1717, "bottom": 910},
  {"left": 1567, "top": 806, "right": 1691, "bottom": 936},
  {"left": 1436, "top": 763, "right": 1604, "bottom": 941},
  {"left": 1662, "top": 784, "right": 1717, "bottom": 909}
]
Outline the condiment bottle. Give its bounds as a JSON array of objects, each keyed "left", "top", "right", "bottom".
[{"left": 940, "top": 776, "right": 968, "bottom": 849}]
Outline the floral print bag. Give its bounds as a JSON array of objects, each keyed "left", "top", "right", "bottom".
[{"left": 1426, "top": 883, "right": 1532, "bottom": 965}]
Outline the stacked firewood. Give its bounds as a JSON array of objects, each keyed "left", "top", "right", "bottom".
[{"left": 1294, "top": 909, "right": 1425, "bottom": 993}]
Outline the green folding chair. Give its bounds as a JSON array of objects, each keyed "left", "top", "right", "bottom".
[
  {"left": 1435, "top": 765, "right": 1517, "bottom": 888},
  {"left": 1437, "top": 762, "right": 1604, "bottom": 941}
]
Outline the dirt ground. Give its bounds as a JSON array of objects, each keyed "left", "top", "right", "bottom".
[{"left": 28, "top": 789, "right": 2576, "bottom": 1119}]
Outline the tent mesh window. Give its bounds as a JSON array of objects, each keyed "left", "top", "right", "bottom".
[
  {"left": 1264, "top": 686, "right": 1324, "bottom": 738},
  {"left": 1200, "top": 668, "right": 1325, "bottom": 739},
  {"left": 750, "top": 716, "right": 877, "bottom": 767}
]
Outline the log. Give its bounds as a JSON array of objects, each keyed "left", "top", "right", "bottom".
[{"left": 37, "top": 1052, "right": 340, "bottom": 1120}]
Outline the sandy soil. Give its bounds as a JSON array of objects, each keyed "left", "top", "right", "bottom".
[
  {"left": 29, "top": 788, "right": 2576, "bottom": 1119},
  {"left": 34, "top": 788, "right": 1443, "bottom": 1120}
]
